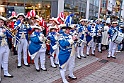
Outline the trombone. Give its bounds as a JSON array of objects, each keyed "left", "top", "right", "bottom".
[{"left": 2, "top": 25, "right": 20, "bottom": 44}]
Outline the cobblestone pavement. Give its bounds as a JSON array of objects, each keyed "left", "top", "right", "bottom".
[{"left": 1, "top": 47, "right": 124, "bottom": 83}]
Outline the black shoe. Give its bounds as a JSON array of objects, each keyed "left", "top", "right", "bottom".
[
  {"left": 17, "top": 66, "right": 21, "bottom": 68},
  {"left": 82, "top": 56, "right": 86, "bottom": 58},
  {"left": 54, "top": 62, "right": 59, "bottom": 65},
  {"left": 112, "top": 57, "right": 116, "bottom": 59},
  {"left": 98, "top": 51, "right": 102, "bottom": 53},
  {"left": 107, "top": 56, "right": 111, "bottom": 58},
  {"left": 86, "top": 54, "right": 89, "bottom": 56},
  {"left": 41, "top": 68, "right": 47, "bottom": 71},
  {"left": 4, "top": 75, "right": 13, "bottom": 78},
  {"left": 51, "top": 65, "right": 57, "bottom": 68},
  {"left": 77, "top": 56, "right": 81, "bottom": 59},
  {"left": 36, "top": 69, "right": 40, "bottom": 72},
  {"left": 91, "top": 54, "right": 95, "bottom": 56},
  {"left": 24, "top": 64, "right": 30, "bottom": 67},
  {"left": 68, "top": 76, "right": 77, "bottom": 80}
]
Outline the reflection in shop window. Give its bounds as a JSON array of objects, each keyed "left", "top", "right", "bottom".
[{"left": 0, "top": 0, "right": 51, "bottom": 20}]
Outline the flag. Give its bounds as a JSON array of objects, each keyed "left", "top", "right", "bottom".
[
  {"left": 57, "top": 12, "right": 65, "bottom": 24},
  {"left": 39, "top": 17, "right": 45, "bottom": 27},
  {"left": 30, "top": 10, "right": 36, "bottom": 17},
  {"left": 26, "top": 11, "right": 31, "bottom": 18},
  {"left": 64, "top": 14, "right": 74, "bottom": 27},
  {"left": 58, "top": 12, "right": 65, "bottom": 21}
]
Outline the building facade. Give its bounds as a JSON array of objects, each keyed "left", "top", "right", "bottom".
[
  {"left": 0, "top": 0, "right": 99, "bottom": 20},
  {"left": 100, "top": 0, "right": 124, "bottom": 18}
]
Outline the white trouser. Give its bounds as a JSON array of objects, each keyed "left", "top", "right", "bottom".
[
  {"left": 54, "top": 47, "right": 59, "bottom": 64},
  {"left": 50, "top": 47, "right": 59, "bottom": 66},
  {"left": 17, "top": 38, "right": 28, "bottom": 66},
  {"left": 77, "top": 44, "right": 85, "bottom": 57},
  {"left": 98, "top": 43, "right": 101, "bottom": 51},
  {"left": 108, "top": 41, "right": 117, "bottom": 57},
  {"left": 93, "top": 43, "right": 101, "bottom": 52},
  {"left": 34, "top": 47, "right": 46, "bottom": 70},
  {"left": 60, "top": 54, "right": 75, "bottom": 83},
  {"left": 34, "top": 52, "right": 46, "bottom": 70},
  {"left": 0, "top": 45, "right": 10, "bottom": 78},
  {"left": 86, "top": 40, "right": 95, "bottom": 55}
]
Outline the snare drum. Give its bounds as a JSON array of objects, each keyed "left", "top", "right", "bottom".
[{"left": 112, "top": 31, "right": 124, "bottom": 44}]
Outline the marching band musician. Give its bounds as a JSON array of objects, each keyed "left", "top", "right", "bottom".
[
  {"left": 47, "top": 18, "right": 60, "bottom": 68},
  {"left": 95, "top": 19, "right": 103, "bottom": 53},
  {"left": 47, "top": 26, "right": 59, "bottom": 68},
  {"left": 30, "top": 15, "right": 40, "bottom": 26},
  {"left": 120, "top": 24, "right": 124, "bottom": 51},
  {"left": 0, "top": 16, "right": 13, "bottom": 82},
  {"left": 59, "top": 24, "right": 66, "bottom": 36},
  {"left": 29, "top": 15, "right": 41, "bottom": 36},
  {"left": 107, "top": 21, "right": 122, "bottom": 59},
  {"left": 76, "top": 19, "right": 87, "bottom": 59},
  {"left": 14, "top": 13, "right": 32, "bottom": 68},
  {"left": 58, "top": 26, "right": 77, "bottom": 83},
  {"left": 70, "top": 24, "right": 78, "bottom": 58},
  {"left": 8, "top": 14, "right": 17, "bottom": 55},
  {"left": 86, "top": 22, "right": 96, "bottom": 56},
  {"left": 28, "top": 25, "right": 47, "bottom": 72}
]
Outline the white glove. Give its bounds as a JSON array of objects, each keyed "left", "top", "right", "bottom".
[
  {"left": 55, "top": 35, "right": 58, "bottom": 40},
  {"left": 42, "top": 43, "right": 46, "bottom": 48},
  {"left": 0, "top": 32, "right": 5, "bottom": 37},
  {"left": 1, "top": 38, "right": 7, "bottom": 46},
  {"left": 68, "top": 39, "right": 74, "bottom": 44},
  {"left": 26, "top": 24, "right": 30, "bottom": 29}
]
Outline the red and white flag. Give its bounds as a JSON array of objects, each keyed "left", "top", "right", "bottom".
[
  {"left": 57, "top": 12, "right": 65, "bottom": 24},
  {"left": 30, "top": 10, "right": 36, "bottom": 17},
  {"left": 26, "top": 11, "right": 30, "bottom": 18},
  {"left": 39, "top": 17, "right": 45, "bottom": 27}
]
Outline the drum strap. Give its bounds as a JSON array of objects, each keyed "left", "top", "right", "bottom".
[{"left": 113, "top": 31, "right": 118, "bottom": 43}]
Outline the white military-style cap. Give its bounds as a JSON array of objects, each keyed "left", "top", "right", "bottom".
[
  {"left": 69, "top": 24, "right": 76, "bottom": 28},
  {"left": 17, "top": 13, "right": 25, "bottom": 18},
  {"left": 59, "top": 24, "right": 66, "bottom": 28},
  {"left": 79, "top": 19, "right": 88, "bottom": 22},
  {"left": 49, "top": 26, "right": 57, "bottom": 31},
  {"left": 0, "top": 16, "right": 7, "bottom": 21},
  {"left": 31, "top": 25, "right": 43, "bottom": 31},
  {"left": 112, "top": 21, "right": 118, "bottom": 24},
  {"left": 49, "top": 17, "right": 59, "bottom": 24}
]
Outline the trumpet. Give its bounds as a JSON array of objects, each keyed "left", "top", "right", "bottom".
[{"left": 24, "top": 21, "right": 30, "bottom": 28}]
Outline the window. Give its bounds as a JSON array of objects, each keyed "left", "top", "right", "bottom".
[{"left": 102, "top": 0, "right": 106, "bottom": 8}]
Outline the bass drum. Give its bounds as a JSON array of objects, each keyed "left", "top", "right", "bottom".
[{"left": 112, "top": 31, "right": 124, "bottom": 44}]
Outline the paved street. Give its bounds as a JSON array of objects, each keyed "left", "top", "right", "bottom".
[{"left": 1, "top": 47, "right": 124, "bottom": 83}]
